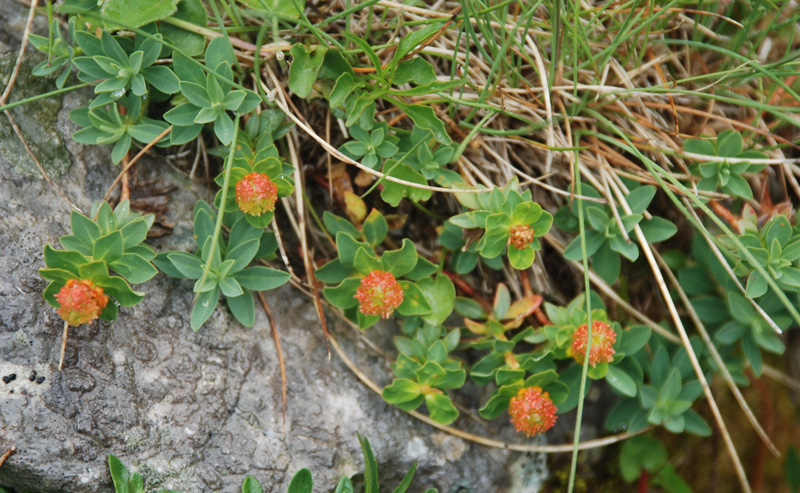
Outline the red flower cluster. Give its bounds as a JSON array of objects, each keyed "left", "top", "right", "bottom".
[
  {"left": 354, "top": 270, "right": 404, "bottom": 319},
  {"left": 571, "top": 320, "right": 617, "bottom": 366},
  {"left": 508, "top": 224, "right": 534, "bottom": 249},
  {"left": 235, "top": 172, "right": 278, "bottom": 216},
  {"left": 55, "top": 279, "right": 109, "bottom": 326},
  {"left": 508, "top": 386, "right": 558, "bottom": 436}
]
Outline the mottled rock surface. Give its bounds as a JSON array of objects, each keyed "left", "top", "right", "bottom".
[{"left": 0, "top": 2, "right": 545, "bottom": 491}]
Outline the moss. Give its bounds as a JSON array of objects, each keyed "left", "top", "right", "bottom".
[{"left": 0, "top": 52, "right": 73, "bottom": 177}]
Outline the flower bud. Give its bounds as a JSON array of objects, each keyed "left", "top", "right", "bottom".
[
  {"left": 235, "top": 172, "right": 278, "bottom": 216},
  {"left": 354, "top": 270, "right": 404, "bottom": 319},
  {"left": 571, "top": 320, "right": 617, "bottom": 366},
  {"left": 55, "top": 279, "right": 109, "bottom": 326},
  {"left": 509, "top": 224, "right": 534, "bottom": 249},
  {"left": 508, "top": 386, "right": 557, "bottom": 436}
]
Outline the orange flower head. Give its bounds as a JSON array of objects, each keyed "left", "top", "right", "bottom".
[
  {"left": 354, "top": 270, "right": 404, "bottom": 319},
  {"left": 509, "top": 224, "right": 534, "bottom": 249},
  {"left": 55, "top": 279, "right": 109, "bottom": 326},
  {"left": 235, "top": 172, "right": 278, "bottom": 216},
  {"left": 508, "top": 386, "right": 558, "bottom": 436},
  {"left": 571, "top": 320, "right": 617, "bottom": 366}
]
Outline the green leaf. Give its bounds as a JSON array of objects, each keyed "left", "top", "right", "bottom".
[
  {"left": 43, "top": 245, "right": 88, "bottom": 275},
  {"left": 478, "top": 384, "right": 521, "bottom": 419},
  {"left": 232, "top": 266, "right": 290, "bottom": 291},
  {"left": 118, "top": 220, "right": 149, "bottom": 250},
  {"left": 416, "top": 275, "right": 455, "bottom": 326},
  {"left": 168, "top": 252, "right": 204, "bottom": 279},
  {"left": 682, "top": 409, "right": 712, "bottom": 437},
  {"left": 586, "top": 207, "right": 610, "bottom": 231},
  {"left": 219, "top": 276, "right": 244, "bottom": 297},
  {"left": 523, "top": 370, "right": 558, "bottom": 388},
  {"left": 336, "top": 232, "right": 367, "bottom": 265},
  {"left": 335, "top": 477, "right": 355, "bottom": 493},
  {"left": 287, "top": 469, "right": 313, "bottom": 493},
  {"left": 225, "top": 238, "right": 260, "bottom": 273},
  {"left": 191, "top": 286, "right": 220, "bottom": 330},
  {"left": 724, "top": 173, "right": 753, "bottom": 199},
  {"left": 93, "top": 230, "right": 124, "bottom": 263},
  {"left": 640, "top": 216, "right": 677, "bottom": 243},
  {"left": 508, "top": 245, "right": 535, "bottom": 270},
  {"left": 108, "top": 455, "right": 131, "bottom": 493},
  {"left": 358, "top": 433, "right": 380, "bottom": 493},
  {"left": 618, "top": 325, "right": 651, "bottom": 355},
  {"left": 404, "top": 256, "right": 438, "bottom": 281},
  {"left": 787, "top": 446, "right": 800, "bottom": 493},
  {"left": 380, "top": 163, "right": 432, "bottom": 206},
  {"left": 393, "top": 58, "right": 436, "bottom": 85},
  {"left": 454, "top": 297, "right": 487, "bottom": 319},
  {"left": 592, "top": 242, "right": 621, "bottom": 285},
  {"left": 329, "top": 72, "right": 358, "bottom": 108},
  {"left": 383, "top": 379, "right": 422, "bottom": 405},
  {"left": 362, "top": 209, "right": 388, "bottom": 246},
  {"left": 323, "top": 212, "right": 360, "bottom": 239},
  {"left": 206, "top": 36, "right": 235, "bottom": 73},
  {"left": 314, "top": 258, "right": 356, "bottom": 284},
  {"left": 318, "top": 48, "right": 354, "bottom": 80},
  {"left": 626, "top": 186, "right": 656, "bottom": 214},
  {"left": 392, "top": 101, "right": 451, "bottom": 145},
  {"left": 71, "top": 211, "right": 102, "bottom": 243},
  {"left": 227, "top": 290, "right": 255, "bottom": 327},
  {"left": 392, "top": 462, "right": 418, "bottom": 493},
  {"left": 425, "top": 392, "right": 459, "bottom": 424},
  {"left": 746, "top": 270, "right": 768, "bottom": 298},
  {"left": 661, "top": 368, "right": 682, "bottom": 402},
  {"left": 684, "top": 138, "right": 714, "bottom": 156},
  {"left": 161, "top": 0, "right": 207, "bottom": 56},
  {"left": 241, "top": 475, "right": 264, "bottom": 493},
  {"left": 323, "top": 277, "right": 361, "bottom": 309},
  {"left": 288, "top": 44, "right": 327, "bottom": 98},
  {"left": 39, "top": 267, "right": 78, "bottom": 285},
  {"left": 109, "top": 254, "right": 157, "bottom": 284},
  {"left": 382, "top": 239, "right": 418, "bottom": 278},
  {"left": 557, "top": 365, "right": 592, "bottom": 413},
  {"left": 619, "top": 436, "right": 667, "bottom": 483},
  {"left": 353, "top": 247, "right": 383, "bottom": 275},
  {"left": 609, "top": 234, "right": 639, "bottom": 261},
  {"left": 396, "top": 281, "right": 433, "bottom": 316},
  {"left": 717, "top": 129, "right": 743, "bottom": 157},
  {"left": 606, "top": 365, "right": 637, "bottom": 397},
  {"left": 101, "top": 0, "right": 179, "bottom": 28}
]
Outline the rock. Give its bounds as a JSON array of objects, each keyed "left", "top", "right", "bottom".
[{"left": 0, "top": 2, "right": 543, "bottom": 491}]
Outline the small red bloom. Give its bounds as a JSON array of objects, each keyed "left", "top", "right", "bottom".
[
  {"left": 235, "top": 172, "right": 278, "bottom": 216},
  {"left": 55, "top": 279, "right": 109, "bottom": 326},
  {"left": 509, "top": 224, "right": 534, "bottom": 249},
  {"left": 354, "top": 270, "right": 404, "bottom": 319},
  {"left": 571, "top": 320, "right": 617, "bottom": 366},
  {"left": 509, "top": 386, "right": 558, "bottom": 436}
]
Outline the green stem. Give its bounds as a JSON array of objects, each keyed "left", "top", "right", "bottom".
[
  {"left": 0, "top": 83, "right": 91, "bottom": 113},
  {"left": 197, "top": 114, "right": 240, "bottom": 297}
]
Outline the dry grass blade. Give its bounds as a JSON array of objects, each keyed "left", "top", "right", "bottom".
[
  {"left": 58, "top": 321, "right": 69, "bottom": 371},
  {"left": 0, "top": 447, "right": 16, "bottom": 469},
  {"left": 256, "top": 291, "right": 287, "bottom": 432},
  {"left": 100, "top": 125, "right": 173, "bottom": 207}
]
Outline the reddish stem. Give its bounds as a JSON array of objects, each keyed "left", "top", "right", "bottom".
[
  {"left": 638, "top": 470, "right": 649, "bottom": 493},
  {"left": 708, "top": 200, "right": 740, "bottom": 231}
]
